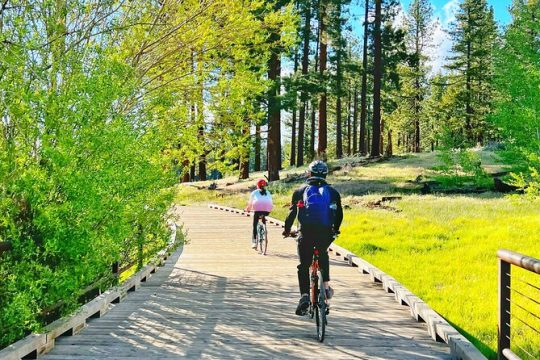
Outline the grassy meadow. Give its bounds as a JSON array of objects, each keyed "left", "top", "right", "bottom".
[{"left": 175, "top": 152, "right": 540, "bottom": 359}]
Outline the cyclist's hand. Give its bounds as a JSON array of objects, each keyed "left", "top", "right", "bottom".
[{"left": 282, "top": 230, "right": 290, "bottom": 238}]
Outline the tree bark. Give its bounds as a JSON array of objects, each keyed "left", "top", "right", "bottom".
[
  {"left": 465, "top": 6, "right": 473, "bottom": 143},
  {"left": 310, "top": 5, "right": 321, "bottom": 161},
  {"left": 297, "top": 0, "right": 312, "bottom": 167},
  {"left": 317, "top": 0, "right": 328, "bottom": 158},
  {"left": 335, "top": 2, "right": 343, "bottom": 159},
  {"left": 359, "top": 0, "right": 369, "bottom": 155},
  {"left": 291, "top": 50, "right": 299, "bottom": 166},
  {"left": 353, "top": 86, "right": 359, "bottom": 154},
  {"left": 267, "top": 46, "right": 281, "bottom": 181},
  {"left": 371, "top": 0, "right": 382, "bottom": 157},
  {"left": 254, "top": 123, "right": 261, "bottom": 171},
  {"left": 239, "top": 120, "right": 250, "bottom": 179},
  {"left": 414, "top": 1, "right": 421, "bottom": 153},
  {"left": 347, "top": 85, "right": 352, "bottom": 156},
  {"left": 182, "top": 160, "right": 190, "bottom": 182}
]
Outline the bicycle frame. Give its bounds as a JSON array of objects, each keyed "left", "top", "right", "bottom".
[{"left": 309, "top": 248, "right": 321, "bottom": 305}]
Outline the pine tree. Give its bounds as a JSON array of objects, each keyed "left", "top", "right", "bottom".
[
  {"left": 318, "top": 0, "right": 329, "bottom": 158},
  {"left": 297, "top": 0, "right": 313, "bottom": 166},
  {"left": 371, "top": 0, "right": 382, "bottom": 157},
  {"left": 406, "top": 0, "right": 432, "bottom": 152},
  {"left": 447, "top": 0, "right": 497, "bottom": 146},
  {"left": 359, "top": 0, "right": 370, "bottom": 155}
]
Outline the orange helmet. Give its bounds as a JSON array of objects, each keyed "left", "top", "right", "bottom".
[{"left": 256, "top": 179, "right": 268, "bottom": 189}]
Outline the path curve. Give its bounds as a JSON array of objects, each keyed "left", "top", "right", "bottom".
[{"left": 41, "top": 205, "right": 451, "bottom": 359}]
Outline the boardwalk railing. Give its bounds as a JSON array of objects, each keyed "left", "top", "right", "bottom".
[
  {"left": 497, "top": 249, "right": 540, "bottom": 360},
  {"left": 0, "top": 223, "right": 180, "bottom": 360}
]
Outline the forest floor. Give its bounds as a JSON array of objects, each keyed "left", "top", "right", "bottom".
[{"left": 175, "top": 150, "right": 540, "bottom": 360}]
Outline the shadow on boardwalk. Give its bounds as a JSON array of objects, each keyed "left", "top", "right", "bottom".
[{"left": 44, "top": 206, "right": 451, "bottom": 360}]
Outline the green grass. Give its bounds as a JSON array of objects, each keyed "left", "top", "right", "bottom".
[
  {"left": 336, "top": 195, "right": 540, "bottom": 359},
  {"left": 175, "top": 151, "right": 539, "bottom": 359}
]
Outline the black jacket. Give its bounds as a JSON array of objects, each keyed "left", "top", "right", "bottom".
[{"left": 284, "top": 178, "right": 343, "bottom": 233}]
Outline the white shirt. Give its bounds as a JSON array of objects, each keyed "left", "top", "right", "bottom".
[{"left": 247, "top": 189, "right": 273, "bottom": 212}]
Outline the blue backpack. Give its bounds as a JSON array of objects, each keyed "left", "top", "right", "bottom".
[{"left": 298, "top": 185, "right": 332, "bottom": 227}]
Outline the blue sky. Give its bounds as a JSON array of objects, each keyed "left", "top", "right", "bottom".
[
  {"left": 348, "top": 0, "right": 513, "bottom": 73},
  {"left": 350, "top": 0, "right": 512, "bottom": 27}
]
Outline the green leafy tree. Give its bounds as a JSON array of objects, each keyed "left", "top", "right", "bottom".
[{"left": 446, "top": 0, "right": 497, "bottom": 145}]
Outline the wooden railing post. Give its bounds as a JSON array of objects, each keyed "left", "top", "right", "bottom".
[{"left": 498, "top": 258, "right": 511, "bottom": 360}]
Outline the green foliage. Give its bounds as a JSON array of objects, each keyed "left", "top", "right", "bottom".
[
  {"left": 435, "top": 149, "right": 491, "bottom": 188},
  {"left": 490, "top": 0, "right": 540, "bottom": 195},
  {"left": 0, "top": 0, "right": 299, "bottom": 348}
]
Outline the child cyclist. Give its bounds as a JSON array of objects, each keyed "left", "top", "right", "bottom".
[{"left": 245, "top": 179, "right": 274, "bottom": 249}]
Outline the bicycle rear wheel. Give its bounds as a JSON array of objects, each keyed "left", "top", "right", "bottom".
[
  {"left": 257, "top": 223, "right": 266, "bottom": 254},
  {"left": 316, "top": 270, "right": 326, "bottom": 342}
]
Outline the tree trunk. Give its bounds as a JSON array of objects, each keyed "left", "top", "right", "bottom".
[
  {"left": 317, "top": 0, "right": 328, "bottom": 158},
  {"left": 267, "top": 46, "right": 281, "bottom": 181},
  {"left": 347, "top": 85, "right": 352, "bottom": 156},
  {"left": 353, "top": 86, "right": 359, "bottom": 154},
  {"left": 414, "top": 4, "right": 421, "bottom": 153},
  {"left": 291, "top": 50, "right": 299, "bottom": 167},
  {"left": 386, "top": 129, "right": 393, "bottom": 157},
  {"left": 371, "top": 0, "right": 382, "bottom": 157},
  {"left": 198, "top": 128, "right": 207, "bottom": 181},
  {"left": 254, "top": 123, "right": 261, "bottom": 171},
  {"left": 335, "top": 2, "right": 343, "bottom": 159},
  {"left": 359, "top": 0, "right": 369, "bottom": 155},
  {"left": 182, "top": 160, "right": 190, "bottom": 182},
  {"left": 465, "top": 6, "right": 473, "bottom": 143},
  {"left": 239, "top": 120, "right": 250, "bottom": 179},
  {"left": 310, "top": 7, "right": 321, "bottom": 161},
  {"left": 297, "top": 0, "right": 312, "bottom": 167},
  {"left": 310, "top": 101, "right": 316, "bottom": 160}
]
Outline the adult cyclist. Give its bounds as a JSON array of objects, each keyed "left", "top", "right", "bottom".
[
  {"left": 283, "top": 160, "right": 343, "bottom": 315},
  {"left": 246, "top": 179, "right": 274, "bottom": 250}
]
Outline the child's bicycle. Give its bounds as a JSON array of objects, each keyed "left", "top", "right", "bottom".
[
  {"left": 255, "top": 214, "right": 268, "bottom": 255},
  {"left": 286, "top": 231, "right": 328, "bottom": 342}
]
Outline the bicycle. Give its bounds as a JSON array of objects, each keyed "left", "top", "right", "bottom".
[
  {"left": 286, "top": 231, "right": 328, "bottom": 342},
  {"left": 255, "top": 214, "right": 268, "bottom": 255}
]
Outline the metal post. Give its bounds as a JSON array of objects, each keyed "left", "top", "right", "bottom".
[{"left": 498, "top": 259, "right": 511, "bottom": 360}]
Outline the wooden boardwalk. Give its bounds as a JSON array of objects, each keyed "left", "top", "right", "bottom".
[{"left": 42, "top": 206, "right": 451, "bottom": 359}]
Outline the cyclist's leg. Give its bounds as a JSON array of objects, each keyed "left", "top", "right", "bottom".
[
  {"left": 295, "top": 232, "right": 312, "bottom": 315},
  {"left": 251, "top": 212, "right": 260, "bottom": 248},
  {"left": 316, "top": 230, "right": 333, "bottom": 295},
  {"left": 296, "top": 232, "right": 313, "bottom": 295}
]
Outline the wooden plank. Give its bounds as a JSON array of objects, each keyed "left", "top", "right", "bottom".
[
  {"left": 40, "top": 206, "right": 458, "bottom": 360},
  {"left": 0, "top": 334, "right": 45, "bottom": 360}
]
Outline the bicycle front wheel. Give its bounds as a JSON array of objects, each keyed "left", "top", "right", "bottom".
[{"left": 316, "top": 270, "right": 326, "bottom": 342}]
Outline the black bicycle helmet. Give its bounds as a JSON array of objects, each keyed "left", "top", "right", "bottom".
[{"left": 308, "top": 160, "right": 328, "bottom": 178}]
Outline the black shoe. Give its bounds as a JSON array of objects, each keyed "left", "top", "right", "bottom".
[{"left": 295, "top": 294, "right": 310, "bottom": 316}]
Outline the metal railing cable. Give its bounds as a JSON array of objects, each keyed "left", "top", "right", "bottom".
[{"left": 497, "top": 249, "right": 540, "bottom": 360}]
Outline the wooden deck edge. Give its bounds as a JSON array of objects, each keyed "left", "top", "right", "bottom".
[
  {"left": 208, "top": 203, "right": 487, "bottom": 360},
  {"left": 0, "top": 224, "right": 182, "bottom": 360},
  {"left": 0, "top": 334, "right": 46, "bottom": 360}
]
